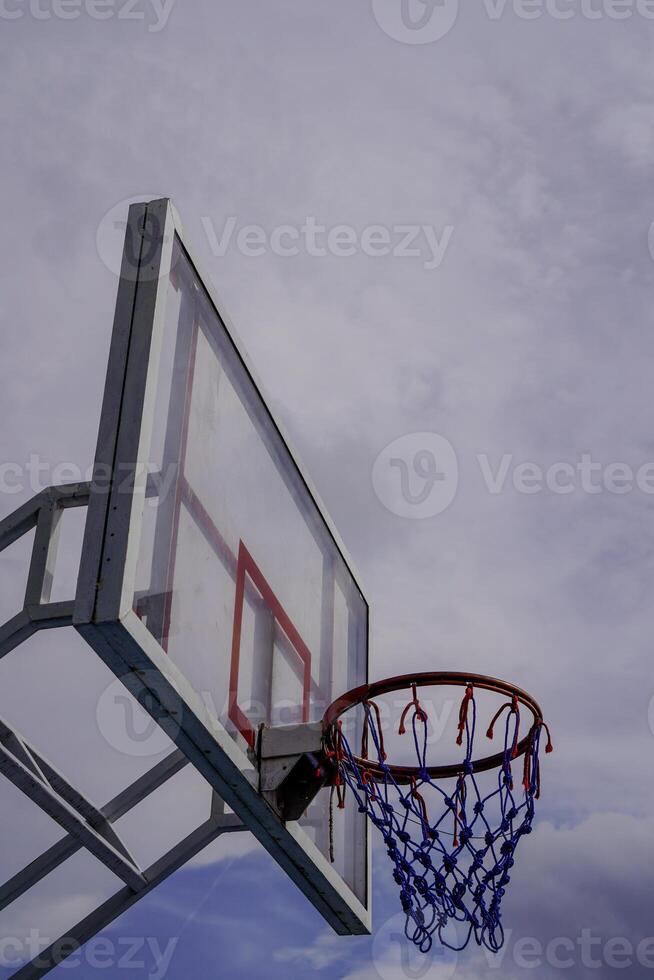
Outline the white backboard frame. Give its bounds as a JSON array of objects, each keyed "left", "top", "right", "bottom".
[{"left": 73, "top": 199, "right": 372, "bottom": 938}]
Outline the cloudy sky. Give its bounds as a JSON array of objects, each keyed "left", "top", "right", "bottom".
[{"left": 2, "top": 0, "right": 654, "bottom": 977}]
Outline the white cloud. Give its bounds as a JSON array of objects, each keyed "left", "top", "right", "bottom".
[
  {"left": 188, "top": 831, "right": 260, "bottom": 867},
  {"left": 274, "top": 931, "right": 352, "bottom": 971}
]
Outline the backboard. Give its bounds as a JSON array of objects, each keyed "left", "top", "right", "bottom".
[{"left": 75, "top": 200, "right": 371, "bottom": 936}]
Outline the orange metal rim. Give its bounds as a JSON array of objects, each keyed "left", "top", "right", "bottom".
[{"left": 323, "top": 670, "right": 544, "bottom": 784}]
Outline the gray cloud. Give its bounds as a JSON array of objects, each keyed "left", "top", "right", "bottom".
[{"left": 1, "top": 0, "right": 654, "bottom": 974}]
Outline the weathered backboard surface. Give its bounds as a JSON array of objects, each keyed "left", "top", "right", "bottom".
[{"left": 75, "top": 199, "right": 370, "bottom": 935}]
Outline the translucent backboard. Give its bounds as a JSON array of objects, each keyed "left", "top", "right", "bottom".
[{"left": 75, "top": 199, "right": 371, "bottom": 935}]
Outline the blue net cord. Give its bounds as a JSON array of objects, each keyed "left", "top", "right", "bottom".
[{"left": 331, "top": 685, "right": 553, "bottom": 954}]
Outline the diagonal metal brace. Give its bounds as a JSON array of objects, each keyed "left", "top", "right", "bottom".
[{"left": 0, "top": 718, "right": 146, "bottom": 892}]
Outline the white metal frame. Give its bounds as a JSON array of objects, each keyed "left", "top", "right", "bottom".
[
  {"left": 0, "top": 199, "right": 371, "bottom": 976},
  {"left": 0, "top": 482, "right": 88, "bottom": 656},
  {"left": 0, "top": 484, "right": 245, "bottom": 978},
  {"left": 73, "top": 202, "right": 371, "bottom": 927}
]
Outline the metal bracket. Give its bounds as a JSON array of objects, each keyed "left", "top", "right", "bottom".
[
  {"left": 0, "top": 482, "right": 91, "bottom": 661},
  {"left": 258, "top": 722, "right": 334, "bottom": 822}
]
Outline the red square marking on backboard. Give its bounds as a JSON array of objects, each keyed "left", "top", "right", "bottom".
[{"left": 229, "top": 540, "right": 312, "bottom": 749}]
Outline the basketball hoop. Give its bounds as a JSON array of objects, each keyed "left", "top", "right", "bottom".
[{"left": 323, "top": 672, "right": 553, "bottom": 954}]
